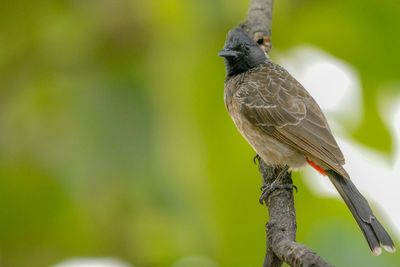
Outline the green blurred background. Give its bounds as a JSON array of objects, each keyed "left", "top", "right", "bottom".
[{"left": 0, "top": 0, "right": 399, "bottom": 266}]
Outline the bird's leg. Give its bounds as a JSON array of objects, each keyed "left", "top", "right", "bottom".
[{"left": 259, "top": 165, "right": 296, "bottom": 204}]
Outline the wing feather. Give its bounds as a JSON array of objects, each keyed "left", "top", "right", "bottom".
[{"left": 236, "top": 63, "right": 346, "bottom": 173}]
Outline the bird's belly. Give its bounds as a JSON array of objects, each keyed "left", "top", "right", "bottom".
[{"left": 230, "top": 110, "right": 306, "bottom": 169}]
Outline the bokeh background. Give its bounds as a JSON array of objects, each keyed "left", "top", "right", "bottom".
[{"left": 0, "top": 0, "right": 399, "bottom": 266}]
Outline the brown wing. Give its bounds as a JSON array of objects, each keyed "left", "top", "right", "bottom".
[{"left": 236, "top": 62, "right": 347, "bottom": 177}]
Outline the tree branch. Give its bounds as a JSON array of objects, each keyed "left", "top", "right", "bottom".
[
  {"left": 258, "top": 161, "right": 331, "bottom": 267},
  {"left": 241, "top": 0, "right": 274, "bottom": 53},
  {"left": 233, "top": 1, "right": 333, "bottom": 266}
]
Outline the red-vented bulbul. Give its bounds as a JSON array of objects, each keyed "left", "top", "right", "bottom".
[{"left": 219, "top": 27, "right": 395, "bottom": 255}]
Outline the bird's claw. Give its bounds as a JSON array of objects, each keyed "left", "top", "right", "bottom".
[
  {"left": 259, "top": 166, "right": 296, "bottom": 204},
  {"left": 259, "top": 183, "right": 296, "bottom": 205},
  {"left": 292, "top": 184, "right": 298, "bottom": 193},
  {"left": 253, "top": 154, "right": 261, "bottom": 165}
]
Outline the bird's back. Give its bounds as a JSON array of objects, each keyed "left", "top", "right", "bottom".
[{"left": 225, "top": 62, "right": 348, "bottom": 178}]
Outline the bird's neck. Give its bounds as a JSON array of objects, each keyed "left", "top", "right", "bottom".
[{"left": 226, "top": 59, "right": 269, "bottom": 78}]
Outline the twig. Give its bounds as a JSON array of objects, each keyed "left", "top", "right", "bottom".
[{"left": 234, "top": 0, "right": 333, "bottom": 266}]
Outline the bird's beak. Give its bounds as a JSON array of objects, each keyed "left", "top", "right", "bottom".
[{"left": 218, "top": 49, "right": 240, "bottom": 58}]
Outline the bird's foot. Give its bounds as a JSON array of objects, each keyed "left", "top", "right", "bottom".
[
  {"left": 259, "top": 183, "right": 296, "bottom": 204},
  {"left": 259, "top": 165, "right": 297, "bottom": 204}
]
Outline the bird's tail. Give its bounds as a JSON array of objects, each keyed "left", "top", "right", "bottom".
[{"left": 326, "top": 170, "right": 395, "bottom": 255}]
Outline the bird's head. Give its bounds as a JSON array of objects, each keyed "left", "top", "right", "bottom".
[{"left": 219, "top": 27, "right": 267, "bottom": 77}]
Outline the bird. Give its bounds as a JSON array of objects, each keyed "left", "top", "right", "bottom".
[{"left": 219, "top": 27, "right": 396, "bottom": 255}]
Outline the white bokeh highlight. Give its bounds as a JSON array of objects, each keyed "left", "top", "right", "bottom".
[
  {"left": 277, "top": 46, "right": 400, "bottom": 237},
  {"left": 52, "top": 258, "right": 132, "bottom": 267},
  {"left": 278, "top": 46, "right": 363, "bottom": 132}
]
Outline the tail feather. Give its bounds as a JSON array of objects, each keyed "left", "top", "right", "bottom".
[{"left": 326, "top": 170, "right": 395, "bottom": 255}]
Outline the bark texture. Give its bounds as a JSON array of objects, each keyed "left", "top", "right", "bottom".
[{"left": 258, "top": 161, "right": 332, "bottom": 267}]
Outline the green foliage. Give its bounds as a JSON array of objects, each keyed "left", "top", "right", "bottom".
[{"left": 0, "top": 0, "right": 399, "bottom": 266}]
